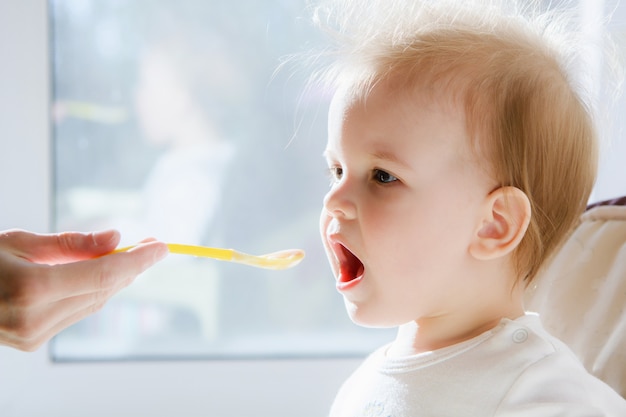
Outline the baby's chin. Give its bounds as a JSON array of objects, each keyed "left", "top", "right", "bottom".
[{"left": 342, "top": 299, "right": 404, "bottom": 329}]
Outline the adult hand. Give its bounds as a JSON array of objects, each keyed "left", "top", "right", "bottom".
[{"left": 0, "top": 229, "right": 168, "bottom": 351}]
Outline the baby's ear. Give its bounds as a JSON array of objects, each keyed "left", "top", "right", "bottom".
[{"left": 469, "top": 186, "right": 531, "bottom": 260}]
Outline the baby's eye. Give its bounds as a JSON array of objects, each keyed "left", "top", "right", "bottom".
[
  {"left": 372, "top": 169, "right": 398, "bottom": 184},
  {"left": 327, "top": 166, "right": 343, "bottom": 184}
]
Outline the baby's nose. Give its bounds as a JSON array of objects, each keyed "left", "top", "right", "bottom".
[{"left": 322, "top": 181, "right": 357, "bottom": 220}]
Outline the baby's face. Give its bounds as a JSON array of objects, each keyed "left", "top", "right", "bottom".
[{"left": 320, "top": 81, "right": 497, "bottom": 328}]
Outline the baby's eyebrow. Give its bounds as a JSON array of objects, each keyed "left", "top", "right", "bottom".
[{"left": 370, "top": 150, "right": 410, "bottom": 170}]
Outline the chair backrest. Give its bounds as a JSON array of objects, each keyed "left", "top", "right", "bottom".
[{"left": 525, "top": 197, "right": 626, "bottom": 397}]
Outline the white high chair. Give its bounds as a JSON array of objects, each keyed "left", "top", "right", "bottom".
[{"left": 525, "top": 196, "right": 626, "bottom": 397}]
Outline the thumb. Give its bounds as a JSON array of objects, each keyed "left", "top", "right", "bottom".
[{"left": 15, "top": 229, "right": 121, "bottom": 264}]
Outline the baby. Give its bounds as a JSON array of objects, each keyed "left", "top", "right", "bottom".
[{"left": 314, "top": 0, "right": 626, "bottom": 415}]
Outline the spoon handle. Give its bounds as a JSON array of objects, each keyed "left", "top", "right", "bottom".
[{"left": 114, "top": 243, "right": 234, "bottom": 261}]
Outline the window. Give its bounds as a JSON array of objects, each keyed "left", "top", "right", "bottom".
[
  {"left": 592, "top": 0, "right": 626, "bottom": 201},
  {"left": 50, "top": 0, "right": 394, "bottom": 361}
]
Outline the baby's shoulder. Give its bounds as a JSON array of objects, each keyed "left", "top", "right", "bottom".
[{"left": 494, "top": 315, "right": 626, "bottom": 415}]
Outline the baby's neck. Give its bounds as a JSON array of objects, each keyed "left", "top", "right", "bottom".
[{"left": 387, "top": 295, "right": 525, "bottom": 357}]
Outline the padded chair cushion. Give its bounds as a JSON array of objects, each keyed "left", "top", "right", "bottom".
[{"left": 525, "top": 201, "right": 626, "bottom": 397}]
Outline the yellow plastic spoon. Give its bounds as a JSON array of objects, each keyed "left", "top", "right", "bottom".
[{"left": 114, "top": 243, "right": 305, "bottom": 270}]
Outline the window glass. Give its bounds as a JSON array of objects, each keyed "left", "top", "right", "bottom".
[
  {"left": 593, "top": 0, "right": 626, "bottom": 202},
  {"left": 51, "top": 0, "right": 394, "bottom": 361}
]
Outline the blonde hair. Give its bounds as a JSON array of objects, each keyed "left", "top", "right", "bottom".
[{"left": 310, "top": 0, "right": 599, "bottom": 283}]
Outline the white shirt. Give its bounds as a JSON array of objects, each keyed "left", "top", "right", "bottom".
[{"left": 329, "top": 313, "right": 626, "bottom": 416}]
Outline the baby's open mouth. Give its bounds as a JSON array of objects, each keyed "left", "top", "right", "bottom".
[{"left": 337, "top": 244, "right": 365, "bottom": 283}]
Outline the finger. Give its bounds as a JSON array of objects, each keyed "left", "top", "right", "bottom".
[
  {"left": 0, "top": 245, "right": 157, "bottom": 351},
  {"left": 43, "top": 241, "right": 169, "bottom": 301},
  {"left": 3, "top": 229, "right": 122, "bottom": 264}
]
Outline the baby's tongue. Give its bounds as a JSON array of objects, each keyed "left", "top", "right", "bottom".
[{"left": 340, "top": 246, "right": 364, "bottom": 282}]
